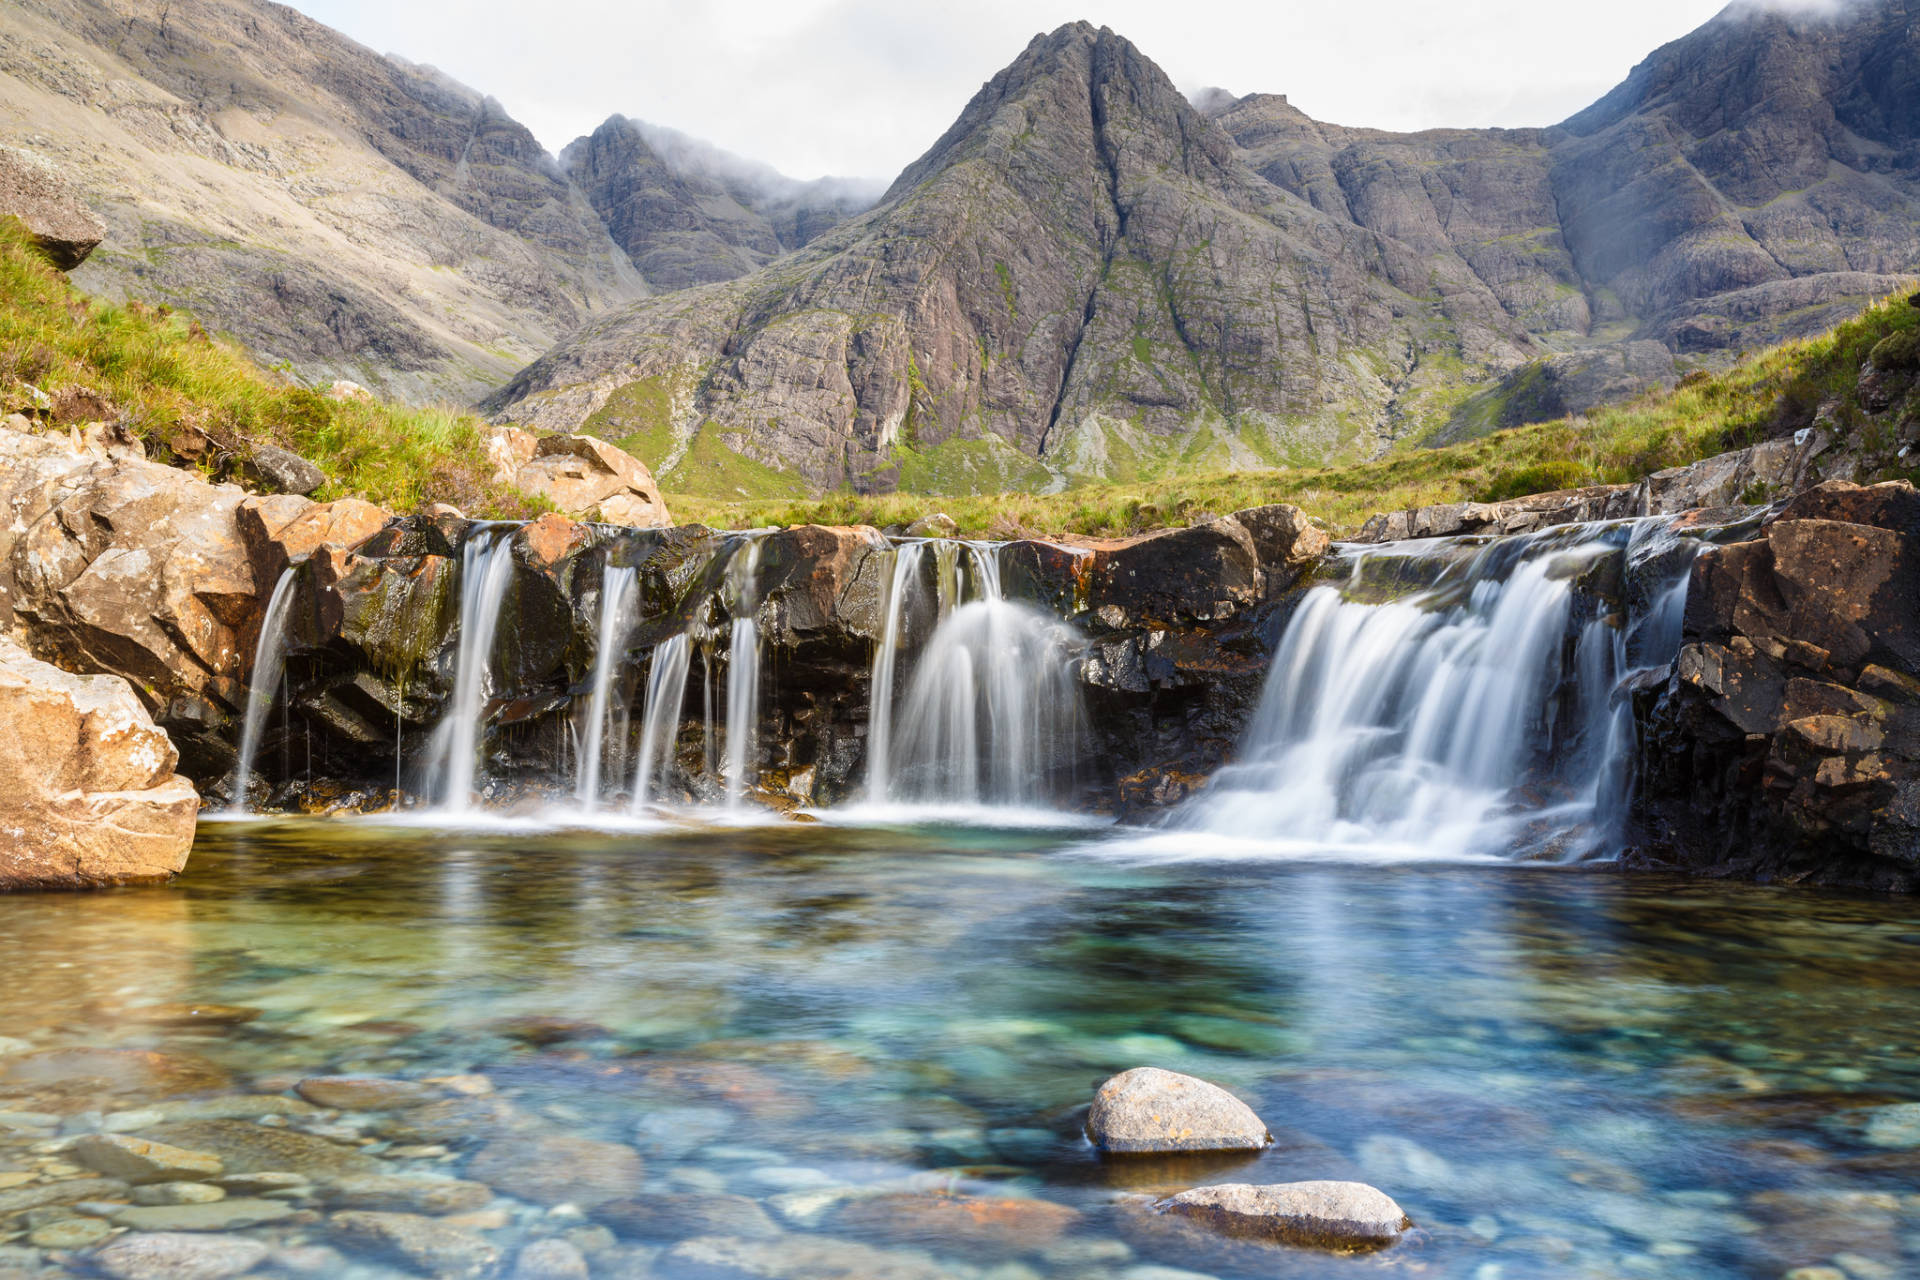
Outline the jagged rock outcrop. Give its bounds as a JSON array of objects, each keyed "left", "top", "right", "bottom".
[
  {"left": 0, "top": 145, "right": 106, "bottom": 269},
  {"left": 510, "top": 435, "right": 673, "bottom": 529},
  {"left": 1635, "top": 481, "right": 1920, "bottom": 889},
  {"left": 0, "top": 636, "right": 197, "bottom": 890},
  {"left": 493, "top": 4, "right": 1920, "bottom": 493}
]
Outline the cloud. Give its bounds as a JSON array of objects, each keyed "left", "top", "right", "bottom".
[{"left": 294, "top": 0, "right": 1744, "bottom": 180}]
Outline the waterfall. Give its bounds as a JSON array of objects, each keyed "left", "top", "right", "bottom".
[
  {"left": 429, "top": 527, "right": 517, "bottom": 812},
  {"left": 226, "top": 567, "right": 298, "bottom": 811},
  {"left": 574, "top": 566, "right": 637, "bottom": 811},
  {"left": 1175, "top": 519, "right": 1706, "bottom": 861},
  {"left": 877, "top": 542, "right": 1088, "bottom": 811},
  {"left": 722, "top": 538, "right": 765, "bottom": 810},
  {"left": 629, "top": 633, "right": 692, "bottom": 812},
  {"left": 865, "top": 542, "right": 926, "bottom": 801}
]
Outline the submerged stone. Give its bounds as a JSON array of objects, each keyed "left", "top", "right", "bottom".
[
  {"left": 91, "top": 1232, "right": 272, "bottom": 1280},
  {"left": 1087, "top": 1068, "right": 1272, "bottom": 1154},
  {"left": 72, "top": 1134, "right": 224, "bottom": 1184},
  {"left": 295, "top": 1075, "right": 442, "bottom": 1111},
  {"left": 463, "top": 1135, "right": 641, "bottom": 1208},
  {"left": 110, "top": 1197, "right": 295, "bottom": 1231},
  {"left": 330, "top": 1210, "right": 502, "bottom": 1279}
]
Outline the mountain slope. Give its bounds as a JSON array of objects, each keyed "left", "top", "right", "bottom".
[
  {"left": 488, "top": 23, "right": 1531, "bottom": 495},
  {"left": 0, "top": 0, "right": 647, "bottom": 402},
  {"left": 492, "top": 3, "right": 1920, "bottom": 498}
]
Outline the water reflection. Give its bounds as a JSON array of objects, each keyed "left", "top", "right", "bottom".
[{"left": 0, "top": 823, "right": 1916, "bottom": 1279}]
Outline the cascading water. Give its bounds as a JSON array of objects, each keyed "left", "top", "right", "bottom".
[
  {"left": 573, "top": 566, "right": 637, "bottom": 811},
  {"left": 427, "top": 527, "right": 517, "bottom": 812},
  {"left": 865, "top": 541, "right": 926, "bottom": 801},
  {"left": 722, "top": 538, "right": 765, "bottom": 811},
  {"left": 629, "top": 633, "right": 692, "bottom": 813},
  {"left": 226, "top": 567, "right": 298, "bottom": 812},
  {"left": 874, "top": 541, "right": 1088, "bottom": 811},
  {"left": 1172, "top": 518, "right": 1708, "bottom": 861}
]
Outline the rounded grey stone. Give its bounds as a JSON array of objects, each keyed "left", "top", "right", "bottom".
[
  {"left": 92, "top": 1232, "right": 272, "bottom": 1280},
  {"left": 1087, "top": 1068, "right": 1271, "bottom": 1154},
  {"left": 1157, "top": 1181, "right": 1412, "bottom": 1250}
]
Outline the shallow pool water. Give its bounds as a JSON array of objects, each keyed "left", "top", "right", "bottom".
[{"left": 4, "top": 820, "right": 1919, "bottom": 1280}]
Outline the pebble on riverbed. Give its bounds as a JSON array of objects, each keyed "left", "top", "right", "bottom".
[
  {"left": 91, "top": 1231, "right": 272, "bottom": 1280},
  {"left": 1156, "top": 1181, "right": 1413, "bottom": 1251},
  {"left": 1087, "top": 1068, "right": 1273, "bottom": 1154}
]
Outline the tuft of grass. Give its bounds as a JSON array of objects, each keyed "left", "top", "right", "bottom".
[
  {"left": 0, "top": 217, "right": 543, "bottom": 517},
  {"left": 671, "top": 288, "right": 1920, "bottom": 538}
]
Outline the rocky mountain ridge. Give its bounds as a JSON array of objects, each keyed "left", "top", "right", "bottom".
[{"left": 492, "top": 2, "right": 1920, "bottom": 497}]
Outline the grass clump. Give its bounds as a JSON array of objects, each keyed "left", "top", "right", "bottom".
[{"left": 0, "top": 216, "right": 542, "bottom": 517}]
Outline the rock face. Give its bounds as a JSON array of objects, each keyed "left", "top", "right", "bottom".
[
  {"left": 1157, "top": 1181, "right": 1413, "bottom": 1251},
  {"left": 490, "top": 6, "right": 1920, "bottom": 495},
  {"left": 0, "top": 637, "right": 197, "bottom": 890},
  {"left": 1086, "top": 1067, "right": 1273, "bottom": 1154},
  {"left": 508, "top": 434, "right": 673, "bottom": 528},
  {"left": 1636, "top": 480, "right": 1920, "bottom": 889},
  {"left": 0, "top": 145, "right": 107, "bottom": 268}
]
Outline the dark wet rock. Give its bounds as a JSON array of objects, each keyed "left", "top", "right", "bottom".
[
  {"left": 71, "top": 1135, "right": 223, "bottom": 1184},
  {"left": 110, "top": 1197, "right": 295, "bottom": 1231},
  {"left": 329, "top": 1209, "right": 501, "bottom": 1279},
  {"left": 1156, "top": 1181, "right": 1413, "bottom": 1251},
  {"left": 1086, "top": 1068, "right": 1272, "bottom": 1154},
  {"left": 660, "top": 1233, "right": 953, "bottom": 1280},
  {"left": 488, "top": 1017, "right": 609, "bottom": 1047},
  {"left": 295, "top": 1076, "right": 442, "bottom": 1111},
  {"left": 510, "top": 1238, "right": 589, "bottom": 1280},
  {"left": 211, "top": 1173, "right": 309, "bottom": 1196},
  {"left": 91, "top": 1231, "right": 271, "bottom": 1280},
  {"left": 318, "top": 1174, "right": 493, "bottom": 1215},
  {"left": 463, "top": 1136, "right": 641, "bottom": 1208},
  {"left": 1634, "top": 481, "right": 1920, "bottom": 889},
  {"left": 828, "top": 1192, "right": 1079, "bottom": 1258},
  {"left": 1083, "top": 520, "right": 1263, "bottom": 631},
  {"left": 142, "top": 1121, "right": 381, "bottom": 1179},
  {"left": 0, "top": 1050, "right": 229, "bottom": 1101},
  {"left": 595, "top": 1193, "right": 779, "bottom": 1242}
]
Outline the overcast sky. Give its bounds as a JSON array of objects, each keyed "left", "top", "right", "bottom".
[{"left": 293, "top": 0, "right": 1756, "bottom": 181}]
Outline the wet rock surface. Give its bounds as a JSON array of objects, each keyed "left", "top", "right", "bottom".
[
  {"left": 1155, "top": 1180, "right": 1413, "bottom": 1251},
  {"left": 1635, "top": 480, "right": 1920, "bottom": 888}
]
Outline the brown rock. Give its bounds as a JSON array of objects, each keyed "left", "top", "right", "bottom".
[
  {"left": 463, "top": 1135, "right": 641, "bottom": 1208},
  {"left": 595, "top": 1193, "right": 778, "bottom": 1242},
  {"left": 0, "top": 147, "right": 107, "bottom": 269},
  {"left": 512, "top": 434, "right": 671, "bottom": 529},
  {"left": 1083, "top": 519, "right": 1263, "bottom": 629},
  {"left": 71, "top": 1134, "right": 223, "bottom": 1183},
  {"left": 319, "top": 1174, "right": 493, "bottom": 1215},
  {"left": 143, "top": 1120, "right": 382, "bottom": 1178},
  {"left": 1156, "top": 1180, "right": 1413, "bottom": 1251},
  {"left": 0, "top": 639, "right": 198, "bottom": 889},
  {"left": 829, "top": 1192, "right": 1079, "bottom": 1257},
  {"left": 330, "top": 1210, "right": 501, "bottom": 1279},
  {"left": 295, "top": 1076, "right": 442, "bottom": 1111},
  {"left": 1086, "top": 1067, "right": 1272, "bottom": 1154},
  {"left": 239, "top": 496, "right": 390, "bottom": 586}
]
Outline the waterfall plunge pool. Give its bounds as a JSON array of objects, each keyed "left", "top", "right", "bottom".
[{"left": 4, "top": 819, "right": 1919, "bottom": 1280}]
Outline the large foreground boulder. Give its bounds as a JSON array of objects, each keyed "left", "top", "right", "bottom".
[
  {"left": 0, "top": 637, "right": 197, "bottom": 889},
  {"left": 0, "top": 147, "right": 107, "bottom": 270},
  {"left": 1635, "top": 481, "right": 1920, "bottom": 889}
]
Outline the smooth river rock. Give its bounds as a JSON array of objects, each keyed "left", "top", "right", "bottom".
[
  {"left": 318, "top": 1174, "right": 493, "bottom": 1215},
  {"left": 90, "top": 1231, "right": 271, "bottom": 1280},
  {"left": 295, "top": 1075, "right": 442, "bottom": 1111},
  {"left": 1157, "top": 1181, "right": 1413, "bottom": 1251},
  {"left": 329, "top": 1210, "right": 502, "bottom": 1279},
  {"left": 464, "top": 1135, "right": 642, "bottom": 1208},
  {"left": 1087, "top": 1068, "right": 1273, "bottom": 1154},
  {"left": 72, "top": 1134, "right": 224, "bottom": 1183}
]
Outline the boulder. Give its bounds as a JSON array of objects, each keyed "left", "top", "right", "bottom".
[
  {"left": 245, "top": 444, "right": 326, "bottom": 497},
  {"left": 1083, "top": 518, "right": 1263, "bottom": 630},
  {"left": 463, "top": 1134, "right": 642, "bottom": 1208},
  {"left": 0, "top": 146, "right": 107, "bottom": 269},
  {"left": 903, "top": 513, "right": 959, "bottom": 539},
  {"left": 754, "top": 524, "right": 891, "bottom": 650},
  {"left": 486, "top": 427, "right": 538, "bottom": 488},
  {"left": 512, "top": 433, "right": 672, "bottom": 528},
  {"left": 0, "top": 638, "right": 198, "bottom": 890},
  {"left": 327, "top": 380, "right": 375, "bottom": 404},
  {"left": 1086, "top": 1067, "right": 1272, "bottom": 1154},
  {"left": 1157, "top": 1181, "right": 1413, "bottom": 1251},
  {"left": 238, "top": 495, "right": 390, "bottom": 586},
  {"left": 91, "top": 1232, "right": 272, "bottom": 1280},
  {"left": 1635, "top": 481, "right": 1920, "bottom": 889}
]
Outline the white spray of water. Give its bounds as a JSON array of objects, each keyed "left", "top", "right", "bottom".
[
  {"left": 430, "top": 527, "right": 518, "bottom": 812},
  {"left": 630, "top": 632, "right": 693, "bottom": 812},
  {"left": 227, "top": 567, "right": 299, "bottom": 812},
  {"left": 574, "top": 565, "right": 637, "bottom": 811}
]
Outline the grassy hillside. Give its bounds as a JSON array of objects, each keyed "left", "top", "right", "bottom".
[
  {"left": 0, "top": 218, "right": 540, "bottom": 517},
  {"left": 672, "top": 289, "right": 1920, "bottom": 538}
]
